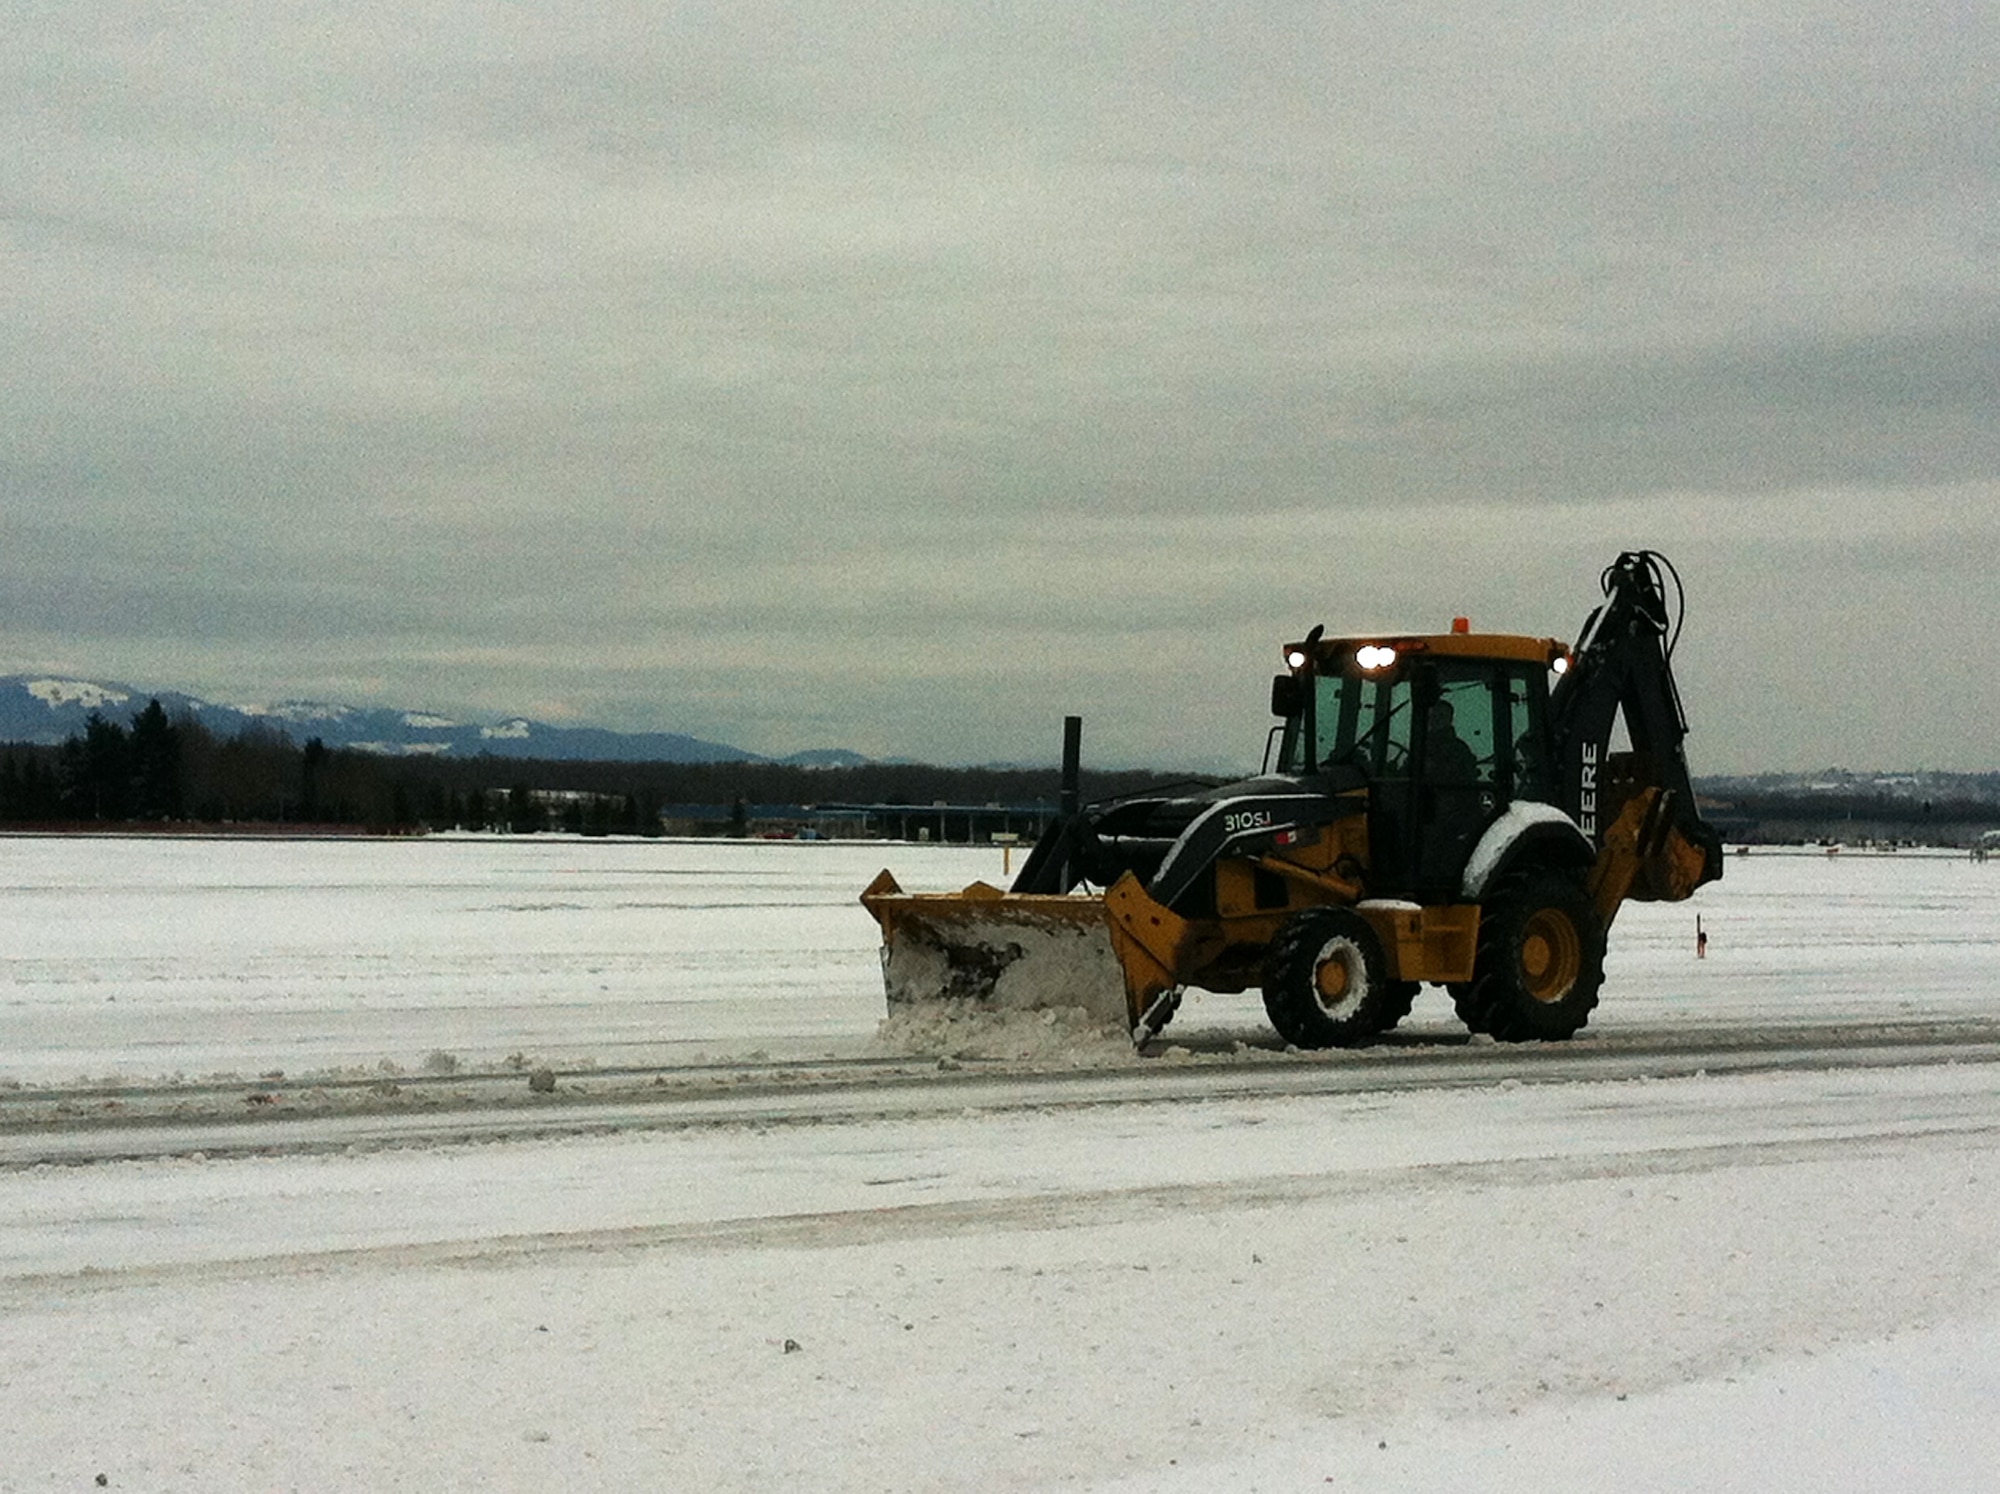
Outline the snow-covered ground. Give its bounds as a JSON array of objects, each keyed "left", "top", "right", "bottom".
[
  {"left": 4, "top": 836, "right": 2000, "bottom": 1490},
  {"left": 1, "top": 834, "right": 933, "bottom": 1085},
  {"left": 6, "top": 834, "right": 1996, "bottom": 1084}
]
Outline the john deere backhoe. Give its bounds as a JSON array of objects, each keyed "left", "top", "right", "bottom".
[{"left": 862, "top": 551, "right": 1724, "bottom": 1048}]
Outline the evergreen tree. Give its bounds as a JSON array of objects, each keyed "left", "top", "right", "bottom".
[
  {"left": 60, "top": 712, "right": 131, "bottom": 820},
  {"left": 300, "top": 737, "right": 329, "bottom": 821},
  {"left": 21, "top": 755, "right": 58, "bottom": 821},
  {"left": 129, "top": 699, "right": 183, "bottom": 820},
  {"left": 507, "top": 783, "right": 539, "bottom": 834},
  {"left": 632, "top": 787, "right": 662, "bottom": 837},
  {"left": 418, "top": 780, "right": 454, "bottom": 831},
  {"left": 0, "top": 754, "right": 22, "bottom": 822}
]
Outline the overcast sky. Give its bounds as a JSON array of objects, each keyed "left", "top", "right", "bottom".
[{"left": 5, "top": 1, "right": 1996, "bottom": 773}]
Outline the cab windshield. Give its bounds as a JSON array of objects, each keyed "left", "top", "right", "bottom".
[
  {"left": 1278, "top": 671, "right": 1411, "bottom": 777},
  {"left": 1277, "top": 661, "right": 1554, "bottom": 803}
]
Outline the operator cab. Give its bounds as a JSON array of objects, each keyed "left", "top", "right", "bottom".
[{"left": 1275, "top": 632, "right": 1569, "bottom": 899}]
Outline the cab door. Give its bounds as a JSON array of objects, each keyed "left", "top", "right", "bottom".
[{"left": 1410, "top": 665, "right": 1504, "bottom": 897}]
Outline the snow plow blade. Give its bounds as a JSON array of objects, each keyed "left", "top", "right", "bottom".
[{"left": 861, "top": 870, "right": 1186, "bottom": 1032}]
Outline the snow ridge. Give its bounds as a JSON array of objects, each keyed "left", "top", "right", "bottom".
[{"left": 27, "top": 678, "right": 129, "bottom": 711}]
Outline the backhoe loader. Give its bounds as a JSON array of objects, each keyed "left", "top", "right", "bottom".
[{"left": 862, "top": 551, "right": 1723, "bottom": 1048}]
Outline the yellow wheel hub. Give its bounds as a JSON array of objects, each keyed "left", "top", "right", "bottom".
[
  {"left": 1316, "top": 958, "right": 1351, "bottom": 1002},
  {"left": 1519, "top": 908, "right": 1581, "bottom": 1003}
]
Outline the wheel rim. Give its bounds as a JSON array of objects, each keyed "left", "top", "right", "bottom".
[
  {"left": 1518, "top": 907, "right": 1581, "bottom": 1003},
  {"left": 1312, "top": 939, "right": 1365, "bottom": 1020}
]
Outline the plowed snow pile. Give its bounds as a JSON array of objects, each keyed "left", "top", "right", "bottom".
[{"left": 871, "top": 1000, "right": 1132, "bottom": 1064}]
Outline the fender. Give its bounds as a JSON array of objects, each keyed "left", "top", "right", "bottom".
[{"left": 1461, "top": 801, "right": 1594, "bottom": 901}]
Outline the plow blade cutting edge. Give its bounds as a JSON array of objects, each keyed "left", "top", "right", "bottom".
[{"left": 860, "top": 870, "right": 1191, "bottom": 1033}]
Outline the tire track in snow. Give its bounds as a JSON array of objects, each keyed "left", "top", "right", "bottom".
[
  {"left": 10, "top": 1110, "right": 2000, "bottom": 1300},
  {"left": 7, "top": 1021, "right": 2000, "bottom": 1167}
]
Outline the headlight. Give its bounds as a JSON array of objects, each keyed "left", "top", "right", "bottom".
[
  {"left": 1356, "top": 644, "right": 1397, "bottom": 670},
  {"left": 1285, "top": 648, "right": 1310, "bottom": 670}
]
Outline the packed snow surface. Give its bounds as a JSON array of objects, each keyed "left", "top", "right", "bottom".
[{"left": 4, "top": 836, "right": 2000, "bottom": 1490}]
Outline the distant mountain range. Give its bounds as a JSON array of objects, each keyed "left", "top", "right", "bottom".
[
  {"left": 10, "top": 674, "right": 1992, "bottom": 791},
  {"left": 0, "top": 674, "right": 869, "bottom": 767}
]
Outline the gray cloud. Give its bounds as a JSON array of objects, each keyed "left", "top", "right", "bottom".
[{"left": 4, "top": 1, "right": 1996, "bottom": 770}]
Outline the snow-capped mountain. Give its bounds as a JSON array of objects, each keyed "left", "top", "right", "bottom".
[
  {"left": 7, "top": 678, "right": 217, "bottom": 740},
  {"left": 0, "top": 675, "right": 809, "bottom": 764}
]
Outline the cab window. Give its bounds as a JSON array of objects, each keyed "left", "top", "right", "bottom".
[
  {"left": 1506, "top": 668, "right": 1554, "bottom": 802},
  {"left": 1428, "top": 672, "right": 1497, "bottom": 786}
]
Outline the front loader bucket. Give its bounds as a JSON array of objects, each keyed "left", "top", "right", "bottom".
[{"left": 860, "top": 870, "right": 1130, "bottom": 1027}]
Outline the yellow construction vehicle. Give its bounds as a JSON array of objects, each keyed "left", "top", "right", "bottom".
[{"left": 863, "top": 552, "right": 1723, "bottom": 1048}]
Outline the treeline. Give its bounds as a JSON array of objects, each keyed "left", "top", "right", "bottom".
[
  {"left": 389, "top": 756, "right": 1194, "bottom": 814},
  {"left": 1, "top": 701, "right": 1202, "bottom": 833},
  {"left": 1, "top": 702, "right": 426, "bottom": 829},
  {"left": 1701, "top": 788, "right": 1999, "bottom": 840},
  {"left": 1713, "top": 790, "right": 1991, "bottom": 823}
]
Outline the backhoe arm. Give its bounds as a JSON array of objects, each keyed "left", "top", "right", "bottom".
[{"left": 1550, "top": 551, "right": 1723, "bottom": 911}]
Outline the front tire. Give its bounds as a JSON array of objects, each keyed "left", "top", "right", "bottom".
[
  {"left": 1457, "top": 870, "right": 1605, "bottom": 1041},
  {"left": 1262, "top": 906, "right": 1403, "bottom": 1048}
]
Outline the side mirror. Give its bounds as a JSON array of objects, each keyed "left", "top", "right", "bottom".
[{"left": 1270, "top": 674, "right": 1302, "bottom": 718}]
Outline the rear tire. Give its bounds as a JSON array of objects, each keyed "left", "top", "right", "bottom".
[
  {"left": 1457, "top": 870, "right": 1605, "bottom": 1041},
  {"left": 1261, "top": 907, "right": 1402, "bottom": 1048}
]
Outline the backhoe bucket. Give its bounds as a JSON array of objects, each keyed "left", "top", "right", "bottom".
[{"left": 860, "top": 870, "right": 1130, "bottom": 1027}]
